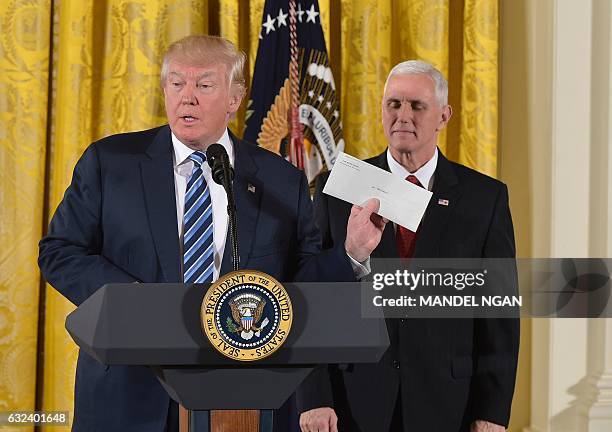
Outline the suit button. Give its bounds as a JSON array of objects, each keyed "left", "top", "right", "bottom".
[
  {"left": 393, "top": 360, "right": 400, "bottom": 369},
  {"left": 400, "top": 319, "right": 406, "bottom": 324}
]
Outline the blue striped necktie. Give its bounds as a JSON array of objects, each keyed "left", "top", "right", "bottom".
[{"left": 183, "top": 151, "right": 214, "bottom": 283}]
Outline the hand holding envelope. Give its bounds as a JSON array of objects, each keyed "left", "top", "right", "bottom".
[
  {"left": 323, "top": 152, "right": 433, "bottom": 231},
  {"left": 344, "top": 198, "right": 388, "bottom": 262}
]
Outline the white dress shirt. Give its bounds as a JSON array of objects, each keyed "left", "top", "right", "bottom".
[
  {"left": 385, "top": 147, "right": 438, "bottom": 245},
  {"left": 172, "top": 129, "right": 234, "bottom": 282},
  {"left": 386, "top": 147, "right": 438, "bottom": 191}
]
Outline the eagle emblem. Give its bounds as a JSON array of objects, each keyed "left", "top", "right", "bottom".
[
  {"left": 201, "top": 270, "right": 293, "bottom": 361},
  {"left": 258, "top": 77, "right": 291, "bottom": 156},
  {"left": 227, "top": 293, "right": 270, "bottom": 340}
]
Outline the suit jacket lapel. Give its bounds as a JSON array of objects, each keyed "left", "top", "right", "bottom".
[
  {"left": 220, "top": 133, "right": 261, "bottom": 275},
  {"left": 140, "top": 126, "right": 181, "bottom": 282},
  {"left": 413, "top": 151, "right": 461, "bottom": 257}
]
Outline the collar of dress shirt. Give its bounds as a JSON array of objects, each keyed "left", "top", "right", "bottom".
[
  {"left": 171, "top": 129, "right": 235, "bottom": 169},
  {"left": 386, "top": 147, "right": 438, "bottom": 191}
]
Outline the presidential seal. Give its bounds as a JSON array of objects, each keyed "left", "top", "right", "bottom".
[{"left": 201, "top": 270, "right": 293, "bottom": 361}]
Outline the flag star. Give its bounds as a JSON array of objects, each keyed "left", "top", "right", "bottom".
[
  {"left": 317, "top": 95, "right": 324, "bottom": 102},
  {"left": 306, "top": 4, "right": 319, "bottom": 23},
  {"left": 326, "top": 101, "right": 332, "bottom": 109},
  {"left": 263, "top": 14, "right": 276, "bottom": 34},
  {"left": 277, "top": 8, "right": 288, "bottom": 27},
  {"left": 297, "top": 3, "right": 305, "bottom": 23},
  {"left": 308, "top": 90, "right": 315, "bottom": 98},
  {"left": 333, "top": 110, "right": 339, "bottom": 118}
]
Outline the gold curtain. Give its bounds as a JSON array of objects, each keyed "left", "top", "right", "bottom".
[
  {"left": 340, "top": 0, "right": 499, "bottom": 177},
  {"left": 0, "top": 1, "right": 499, "bottom": 430},
  {"left": 459, "top": 0, "right": 498, "bottom": 175},
  {"left": 0, "top": 1, "right": 51, "bottom": 431}
]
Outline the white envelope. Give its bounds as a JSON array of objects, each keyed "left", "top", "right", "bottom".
[{"left": 323, "top": 152, "right": 433, "bottom": 231}]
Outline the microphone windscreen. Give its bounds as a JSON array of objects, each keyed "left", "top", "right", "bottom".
[{"left": 206, "top": 143, "right": 227, "bottom": 168}]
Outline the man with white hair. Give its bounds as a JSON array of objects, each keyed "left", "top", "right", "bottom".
[{"left": 299, "top": 61, "right": 519, "bottom": 432}]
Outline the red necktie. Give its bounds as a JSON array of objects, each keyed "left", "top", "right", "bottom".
[{"left": 396, "top": 175, "right": 424, "bottom": 258}]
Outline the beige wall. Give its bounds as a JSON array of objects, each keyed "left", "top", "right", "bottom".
[{"left": 500, "top": 0, "right": 612, "bottom": 430}]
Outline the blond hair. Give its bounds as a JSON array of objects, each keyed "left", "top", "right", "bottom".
[{"left": 161, "top": 35, "right": 246, "bottom": 96}]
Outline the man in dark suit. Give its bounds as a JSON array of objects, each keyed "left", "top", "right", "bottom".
[
  {"left": 38, "top": 35, "right": 385, "bottom": 432},
  {"left": 299, "top": 61, "right": 519, "bottom": 432}
]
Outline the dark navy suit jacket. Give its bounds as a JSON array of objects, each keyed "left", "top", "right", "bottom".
[
  {"left": 39, "top": 125, "right": 354, "bottom": 432},
  {"left": 303, "top": 150, "right": 519, "bottom": 432}
]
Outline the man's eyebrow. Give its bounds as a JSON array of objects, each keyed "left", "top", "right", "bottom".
[
  {"left": 196, "top": 71, "right": 222, "bottom": 81},
  {"left": 168, "top": 71, "right": 217, "bottom": 80},
  {"left": 385, "top": 96, "right": 427, "bottom": 104}
]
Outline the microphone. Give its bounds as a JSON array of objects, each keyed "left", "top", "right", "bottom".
[
  {"left": 206, "top": 143, "right": 240, "bottom": 271},
  {"left": 206, "top": 143, "right": 234, "bottom": 188}
]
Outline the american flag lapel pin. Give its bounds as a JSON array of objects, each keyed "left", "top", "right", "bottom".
[
  {"left": 248, "top": 183, "right": 256, "bottom": 194},
  {"left": 438, "top": 198, "right": 449, "bottom": 206}
]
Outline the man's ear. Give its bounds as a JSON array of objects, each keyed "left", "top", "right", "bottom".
[
  {"left": 228, "top": 89, "right": 244, "bottom": 114},
  {"left": 437, "top": 105, "right": 452, "bottom": 131}
]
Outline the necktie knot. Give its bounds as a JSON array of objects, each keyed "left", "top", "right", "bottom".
[
  {"left": 406, "top": 174, "right": 423, "bottom": 188},
  {"left": 189, "top": 151, "right": 206, "bottom": 167}
]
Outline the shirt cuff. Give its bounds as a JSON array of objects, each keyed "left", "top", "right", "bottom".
[{"left": 347, "top": 253, "right": 371, "bottom": 279}]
